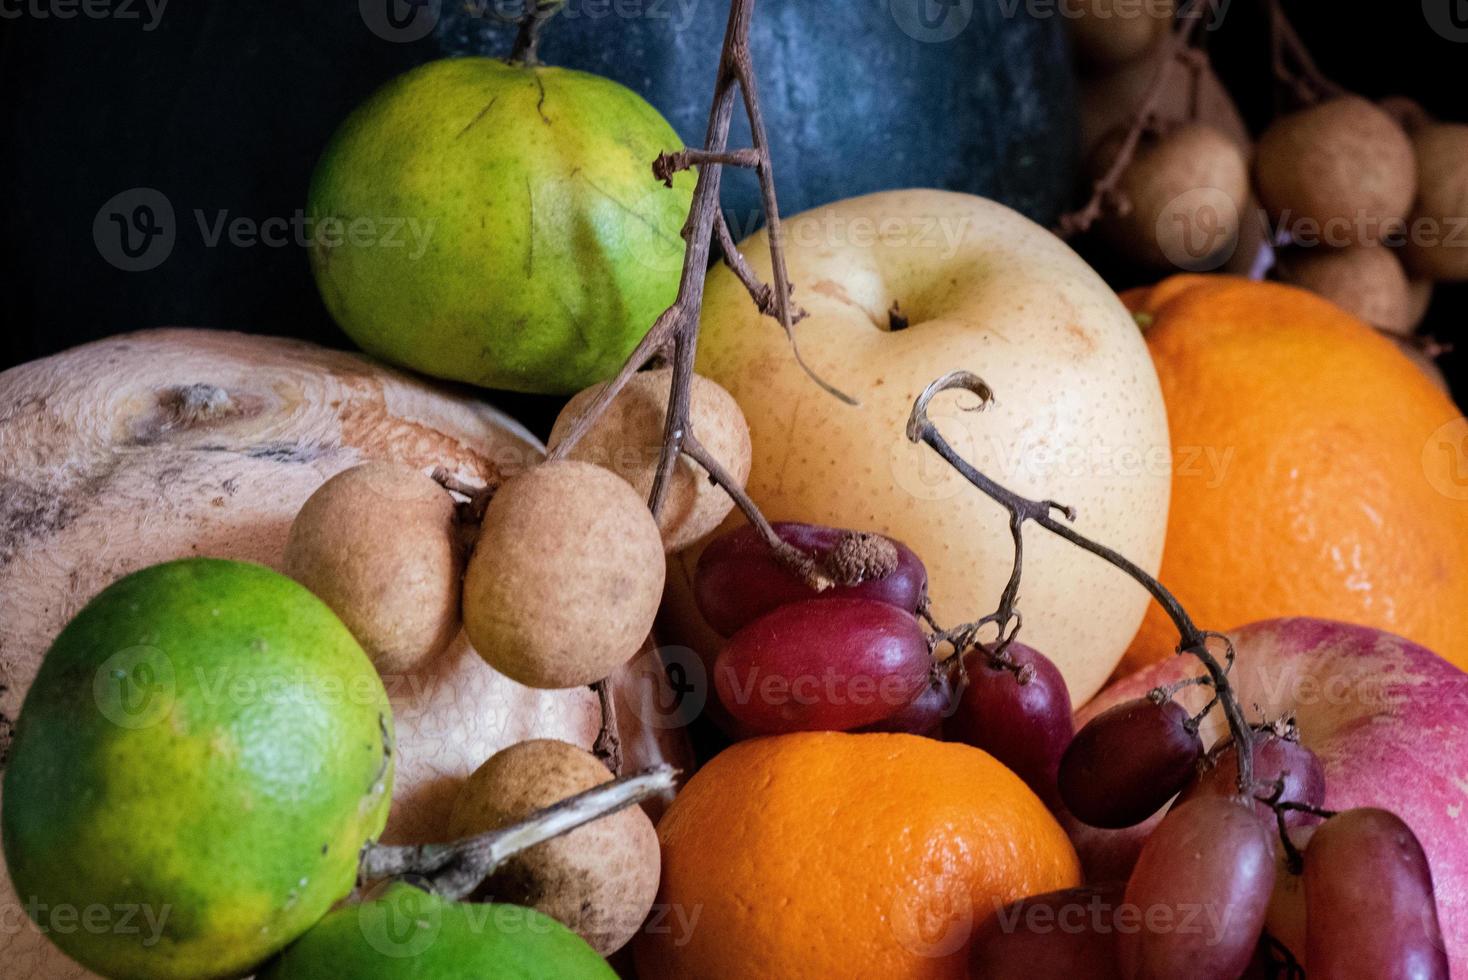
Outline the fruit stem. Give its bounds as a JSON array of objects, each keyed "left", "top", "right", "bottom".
[
  {"left": 1266, "top": 0, "right": 1345, "bottom": 109},
  {"left": 508, "top": 0, "right": 566, "bottom": 67},
  {"left": 541, "top": 0, "right": 850, "bottom": 583},
  {"left": 590, "top": 678, "right": 623, "bottom": 774},
  {"left": 357, "top": 764, "right": 676, "bottom": 901},
  {"left": 906, "top": 371, "right": 1256, "bottom": 796},
  {"left": 1054, "top": 10, "right": 1205, "bottom": 238}
]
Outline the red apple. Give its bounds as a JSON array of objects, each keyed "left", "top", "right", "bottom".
[{"left": 1071, "top": 618, "right": 1468, "bottom": 974}]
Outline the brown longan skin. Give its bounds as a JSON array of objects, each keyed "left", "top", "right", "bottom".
[
  {"left": 1069, "top": 0, "right": 1174, "bottom": 73},
  {"left": 448, "top": 739, "right": 661, "bottom": 956},
  {"left": 462, "top": 460, "right": 664, "bottom": 689},
  {"left": 284, "top": 461, "right": 462, "bottom": 675},
  {"left": 1277, "top": 245, "right": 1416, "bottom": 334},
  {"left": 1092, "top": 122, "right": 1249, "bottom": 271},
  {"left": 547, "top": 369, "right": 752, "bottom": 553},
  {"left": 1255, "top": 96, "right": 1417, "bottom": 245},
  {"left": 1403, "top": 123, "right": 1468, "bottom": 281}
]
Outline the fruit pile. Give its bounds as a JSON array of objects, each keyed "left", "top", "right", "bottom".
[
  {"left": 1066, "top": 3, "right": 1462, "bottom": 388},
  {"left": 2, "top": 2, "right": 1464, "bottom": 979}
]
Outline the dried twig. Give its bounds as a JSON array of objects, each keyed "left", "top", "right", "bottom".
[
  {"left": 906, "top": 371, "right": 1256, "bottom": 795},
  {"left": 358, "top": 765, "right": 676, "bottom": 899}
]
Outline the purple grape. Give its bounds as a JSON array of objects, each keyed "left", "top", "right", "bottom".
[
  {"left": 1119, "top": 796, "right": 1277, "bottom": 980},
  {"left": 1176, "top": 728, "right": 1325, "bottom": 827},
  {"left": 1304, "top": 808, "right": 1449, "bottom": 979},
  {"left": 694, "top": 522, "right": 926, "bottom": 636},
  {"left": 943, "top": 643, "right": 1073, "bottom": 808},
  {"left": 1059, "top": 696, "right": 1203, "bottom": 828},
  {"left": 713, "top": 598, "right": 930, "bottom": 734}
]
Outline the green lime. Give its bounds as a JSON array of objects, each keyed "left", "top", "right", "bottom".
[
  {"left": 3, "top": 558, "right": 395, "bottom": 980},
  {"left": 258, "top": 881, "right": 617, "bottom": 979},
  {"left": 307, "top": 56, "right": 694, "bottom": 395}
]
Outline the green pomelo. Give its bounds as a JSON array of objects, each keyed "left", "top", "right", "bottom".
[
  {"left": 308, "top": 56, "right": 694, "bottom": 395},
  {"left": 2, "top": 558, "right": 395, "bottom": 980},
  {"left": 257, "top": 881, "right": 617, "bottom": 979}
]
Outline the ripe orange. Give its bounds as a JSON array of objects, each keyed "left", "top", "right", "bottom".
[
  {"left": 1121, "top": 274, "right": 1468, "bottom": 676},
  {"left": 633, "top": 732, "right": 1080, "bottom": 980}
]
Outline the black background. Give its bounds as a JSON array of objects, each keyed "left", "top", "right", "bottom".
[{"left": 0, "top": 0, "right": 1462, "bottom": 424}]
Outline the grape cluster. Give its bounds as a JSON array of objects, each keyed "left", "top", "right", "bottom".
[{"left": 693, "top": 517, "right": 1449, "bottom": 978}]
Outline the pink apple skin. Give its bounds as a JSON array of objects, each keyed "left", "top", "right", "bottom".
[{"left": 1069, "top": 617, "right": 1468, "bottom": 974}]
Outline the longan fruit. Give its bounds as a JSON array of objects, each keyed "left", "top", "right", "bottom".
[
  {"left": 1091, "top": 122, "right": 1249, "bottom": 271},
  {"left": 1070, "top": 0, "right": 1175, "bottom": 72},
  {"left": 285, "top": 461, "right": 462, "bottom": 675},
  {"left": 448, "top": 739, "right": 660, "bottom": 956},
  {"left": 1378, "top": 95, "right": 1432, "bottom": 136},
  {"left": 1402, "top": 123, "right": 1468, "bottom": 281},
  {"left": 1277, "top": 246, "right": 1415, "bottom": 334},
  {"left": 1255, "top": 96, "right": 1417, "bottom": 245},
  {"left": 462, "top": 460, "right": 663, "bottom": 689},
  {"left": 548, "top": 368, "right": 751, "bottom": 552},
  {"left": 1079, "top": 37, "right": 1250, "bottom": 158}
]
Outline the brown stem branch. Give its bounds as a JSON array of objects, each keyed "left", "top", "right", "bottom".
[
  {"left": 906, "top": 371, "right": 1255, "bottom": 796},
  {"left": 1055, "top": 14, "right": 1205, "bottom": 238},
  {"left": 589, "top": 678, "right": 622, "bottom": 774},
  {"left": 508, "top": 0, "right": 566, "bottom": 66},
  {"left": 1267, "top": 0, "right": 1346, "bottom": 107},
  {"left": 358, "top": 764, "right": 676, "bottom": 900}
]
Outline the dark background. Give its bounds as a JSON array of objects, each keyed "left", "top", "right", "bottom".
[{"left": 0, "top": 0, "right": 1461, "bottom": 422}]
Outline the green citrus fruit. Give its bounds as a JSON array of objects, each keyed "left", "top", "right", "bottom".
[
  {"left": 2, "top": 558, "right": 395, "bottom": 980},
  {"left": 307, "top": 56, "right": 694, "bottom": 395},
  {"left": 257, "top": 881, "right": 617, "bottom": 979}
]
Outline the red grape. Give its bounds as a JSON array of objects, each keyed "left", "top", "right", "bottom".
[
  {"left": 969, "top": 882, "right": 1126, "bottom": 979},
  {"left": 1119, "top": 796, "right": 1277, "bottom": 980},
  {"left": 1303, "top": 808, "right": 1448, "bottom": 979},
  {"left": 713, "top": 598, "right": 930, "bottom": 734},
  {"left": 857, "top": 665, "right": 952, "bottom": 736},
  {"left": 694, "top": 522, "right": 926, "bottom": 636},
  {"left": 1059, "top": 696, "right": 1203, "bottom": 828},
  {"left": 944, "top": 643, "right": 1073, "bottom": 808},
  {"left": 1175, "top": 728, "right": 1325, "bottom": 827}
]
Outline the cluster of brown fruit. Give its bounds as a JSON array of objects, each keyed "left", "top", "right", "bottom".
[
  {"left": 1261, "top": 95, "right": 1464, "bottom": 384},
  {"left": 1071, "top": 1, "right": 1262, "bottom": 276},
  {"left": 279, "top": 366, "right": 752, "bottom": 956}
]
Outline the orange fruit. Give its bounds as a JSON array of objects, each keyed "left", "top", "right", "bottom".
[
  {"left": 1121, "top": 274, "right": 1468, "bottom": 676},
  {"left": 633, "top": 732, "right": 1080, "bottom": 980}
]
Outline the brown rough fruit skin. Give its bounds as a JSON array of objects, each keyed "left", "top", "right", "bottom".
[
  {"left": 1079, "top": 36, "right": 1250, "bottom": 158},
  {"left": 1403, "top": 123, "right": 1468, "bottom": 281},
  {"left": 1277, "top": 246, "right": 1415, "bottom": 333},
  {"left": 463, "top": 460, "right": 665, "bottom": 688},
  {"left": 448, "top": 739, "right": 660, "bottom": 956},
  {"left": 1069, "top": 0, "right": 1174, "bottom": 72},
  {"left": 1255, "top": 96, "right": 1417, "bottom": 245},
  {"left": 548, "top": 369, "right": 751, "bottom": 553},
  {"left": 1091, "top": 123, "right": 1249, "bottom": 271},
  {"left": 285, "top": 461, "right": 462, "bottom": 674}
]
